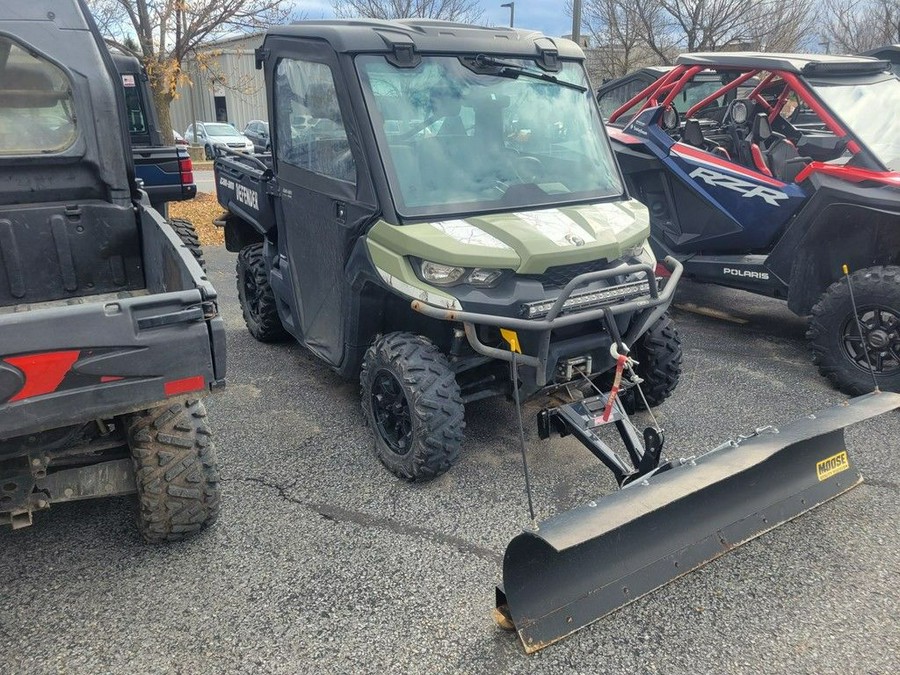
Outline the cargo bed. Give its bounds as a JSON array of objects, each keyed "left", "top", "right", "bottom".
[{"left": 0, "top": 206, "right": 225, "bottom": 442}]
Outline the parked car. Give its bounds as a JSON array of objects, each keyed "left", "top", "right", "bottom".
[
  {"left": 184, "top": 121, "right": 254, "bottom": 159},
  {"left": 242, "top": 120, "right": 270, "bottom": 153}
]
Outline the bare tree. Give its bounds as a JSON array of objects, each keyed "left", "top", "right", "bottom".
[
  {"left": 332, "top": 0, "right": 484, "bottom": 23},
  {"left": 744, "top": 0, "right": 814, "bottom": 52},
  {"left": 87, "top": 0, "right": 293, "bottom": 142},
  {"left": 821, "top": 0, "right": 900, "bottom": 53},
  {"left": 583, "top": 0, "right": 662, "bottom": 77},
  {"left": 579, "top": 0, "right": 813, "bottom": 75}
]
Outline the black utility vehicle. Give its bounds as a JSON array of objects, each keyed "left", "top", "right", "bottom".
[{"left": 0, "top": 1, "right": 225, "bottom": 540}]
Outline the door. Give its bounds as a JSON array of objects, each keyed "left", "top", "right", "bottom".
[{"left": 268, "top": 49, "right": 375, "bottom": 369}]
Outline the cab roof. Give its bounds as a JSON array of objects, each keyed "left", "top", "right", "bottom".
[
  {"left": 265, "top": 19, "right": 584, "bottom": 60},
  {"left": 675, "top": 52, "right": 890, "bottom": 75}
]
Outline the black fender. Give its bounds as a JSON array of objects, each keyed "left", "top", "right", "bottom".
[
  {"left": 767, "top": 173, "right": 900, "bottom": 315},
  {"left": 221, "top": 211, "right": 265, "bottom": 252}
]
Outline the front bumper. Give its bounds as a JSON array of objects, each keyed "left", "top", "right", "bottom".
[{"left": 411, "top": 257, "right": 683, "bottom": 387}]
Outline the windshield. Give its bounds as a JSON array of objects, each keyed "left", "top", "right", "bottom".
[
  {"left": 811, "top": 76, "right": 900, "bottom": 170},
  {"left": 356, "top": 55, "right": 623, "bottom": 218},
  {"left": 205, "top": 123, "right": 240, "bottom": 136}
]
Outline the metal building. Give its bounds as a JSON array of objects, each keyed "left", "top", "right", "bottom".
[{"left": 169, "top": 33, "right": 267, "bottom": 136}]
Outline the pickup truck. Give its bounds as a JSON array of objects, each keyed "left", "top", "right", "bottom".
[
  {"left": 0, "top": 0, "right": 225, "bottom": 541},
  {"left": 113, "top": 51, "right": 196, "bottom": 216}
]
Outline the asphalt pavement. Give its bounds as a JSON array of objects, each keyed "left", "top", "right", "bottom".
[{"left": 2, "top": 247, "right": 898, "bottom": 674}]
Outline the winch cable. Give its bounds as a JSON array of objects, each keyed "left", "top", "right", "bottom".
[
  {"left": 627, "top": 360, "right": 662, "bottom": 433},
  {"left": 510, "top": 351, "right": 537, "bottom": 527}
]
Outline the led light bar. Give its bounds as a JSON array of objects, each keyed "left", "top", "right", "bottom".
[{"left": 521, "top": 279, "right": 653, "bottom": 319}]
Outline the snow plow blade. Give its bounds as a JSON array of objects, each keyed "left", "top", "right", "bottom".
[{"left": 497, "top": 391, "right": 900, "bottom": 653}]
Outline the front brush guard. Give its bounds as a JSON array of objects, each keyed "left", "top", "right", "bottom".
[
  {"left": 498, "top": 390, "right": 900, "bottom": 653},
  {"left": 411, "top": 257, "right": 683, "bottom": 386}
]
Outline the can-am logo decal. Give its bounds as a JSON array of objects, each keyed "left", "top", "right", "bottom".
[
  {"left": 218, "top": 176, "right": 259, "bottom": 211},
  {"left": 689, "top": 167, "right": 788, "bottom": 206},
  {"left": 723, "top": 267, "right": 770, "bottom": 280}
]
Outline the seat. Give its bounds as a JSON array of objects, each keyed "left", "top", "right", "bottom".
[
  {"left": 751, "top": 113, "right": 805, "bottom": 182},
  {"left": 683, "top": 118, "right": 731, "bottom": 159},
  {"left": 682, "top": 119, "right": 705, "bottom": 148}
]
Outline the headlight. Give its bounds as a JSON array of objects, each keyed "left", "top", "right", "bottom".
[
  {"left": 420, "top": 261, "right": 466, "bottom": 285},
  {"left": 637, "top": 241, "right": 655, "bottom": 267},
  {"left": 622, "top": 241, "right": 655, "bottom": 267},
  {"left": 467, "top": 268, "right": 504, "bottom": 287},
  {"left": 418, "top": 261, "right": 505, "bottom": 288}
]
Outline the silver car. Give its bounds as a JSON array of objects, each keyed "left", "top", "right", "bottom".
[{"left": 185, "top": 122, "right": 254, "bottom": 158}]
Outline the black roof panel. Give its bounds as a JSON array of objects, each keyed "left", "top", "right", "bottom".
[
  {"left": 266, "top": 19, "right": 585, "bottom": 59},
  {"left": 676, "top": 51, "right": 890, "bottom": 75}
]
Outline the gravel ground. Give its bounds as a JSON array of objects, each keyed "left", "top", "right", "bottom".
[{"left": 2, "top": 246, "right": 897, "bottom": 674}]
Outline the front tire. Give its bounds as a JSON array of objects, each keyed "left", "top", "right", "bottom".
[
  {"left": 204, "top": 144, "right": 214, "bottom": 160},
  {"left": 631, "top": 313, "right": 683, "bottom": 408},
  {"left": 808, "top": 266, "right": 900, "bottom": 395},
  {"left": 236, "top": 243, "right": 288, "bottom": 342},
  {"left": 360, "top": 333, "right": 465, "bottom": 482},
  {"left": 127, "top": 399, "right": 221, "bottom": 543}
]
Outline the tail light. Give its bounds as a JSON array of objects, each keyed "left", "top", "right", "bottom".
[{"left": 179, "top": 157, "right": 194, "bottom": 186}]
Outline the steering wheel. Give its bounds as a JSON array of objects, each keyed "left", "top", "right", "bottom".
[{"left": 515, "top": 155, "right": 544, "bottom": 183}]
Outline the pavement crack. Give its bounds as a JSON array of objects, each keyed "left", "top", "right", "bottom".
[{"left": 227, "top": 476, "right": 503, "bottom": 564}]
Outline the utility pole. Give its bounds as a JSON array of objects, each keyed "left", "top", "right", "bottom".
[
  {"left": 571, "top": 0, "right": 583, "bottom": 46},
  {"left": 501, "top": 2, "right": 515, "bottom": 28}
]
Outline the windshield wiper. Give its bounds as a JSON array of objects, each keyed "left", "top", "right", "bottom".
[{"left": 464, "top": 55, "right": 587, "bottom": 93}]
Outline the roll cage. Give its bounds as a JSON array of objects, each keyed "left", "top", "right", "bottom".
[{"left": 607, "top": 61, "right": 894, "bottom": 179}]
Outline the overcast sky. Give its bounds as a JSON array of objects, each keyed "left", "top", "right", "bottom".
[{"left": 296, "top": 1, "right": 573, "bottom": 37}]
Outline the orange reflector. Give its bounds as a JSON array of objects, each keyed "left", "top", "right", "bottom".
[{"left": 164, "top": 375, "right": 206, "bottom": 397}]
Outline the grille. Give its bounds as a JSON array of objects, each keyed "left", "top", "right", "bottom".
[
  {"left": 523, "top": 259, "right": 610, "bottom": 289},
  {"left": 227, "top": 142, "right": 246, "bottom": 148}
]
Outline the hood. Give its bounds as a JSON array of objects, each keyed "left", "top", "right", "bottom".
[
  {"left": 368, "top": 199, "right": 650, "bottom": 275},
  {"left": 211, "top": 134, "right": 251, "bottom": 144}
]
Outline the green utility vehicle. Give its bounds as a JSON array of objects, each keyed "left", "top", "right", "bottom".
[
  {"left": 215, "top": 20, "right": 682, "bottom": 481},
  {"left": 215, "top": 21, "right": 900, "bottom": 652}
]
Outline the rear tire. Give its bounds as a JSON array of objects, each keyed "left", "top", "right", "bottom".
[
  {"left": 167, "top": 217, "right": 206, "bottom": 272},
  {"left": 631, "top": 313, "right": 683, "bottom": 408},
  {"left": 360, "top": 332, "right": 465, "bottom": 482},
  {"left": 127, "top": 399, "right": 221, "bottom": 543},
  {"left": 807, "top": 266, "right": 900, "bottom": 395},
  {"left": 236, "top": 243, "right": 288, "bottom": 342}
]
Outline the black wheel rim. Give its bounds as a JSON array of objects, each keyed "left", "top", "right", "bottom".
[
  {"left": 242, "top": 267, "right": 262, "bottom": 323},
  {"left": 370, "top": 370, "right": 413, "bottom": 455},
  {"left": 840, "top": 305, "right": 900, "bottom": 375}
]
